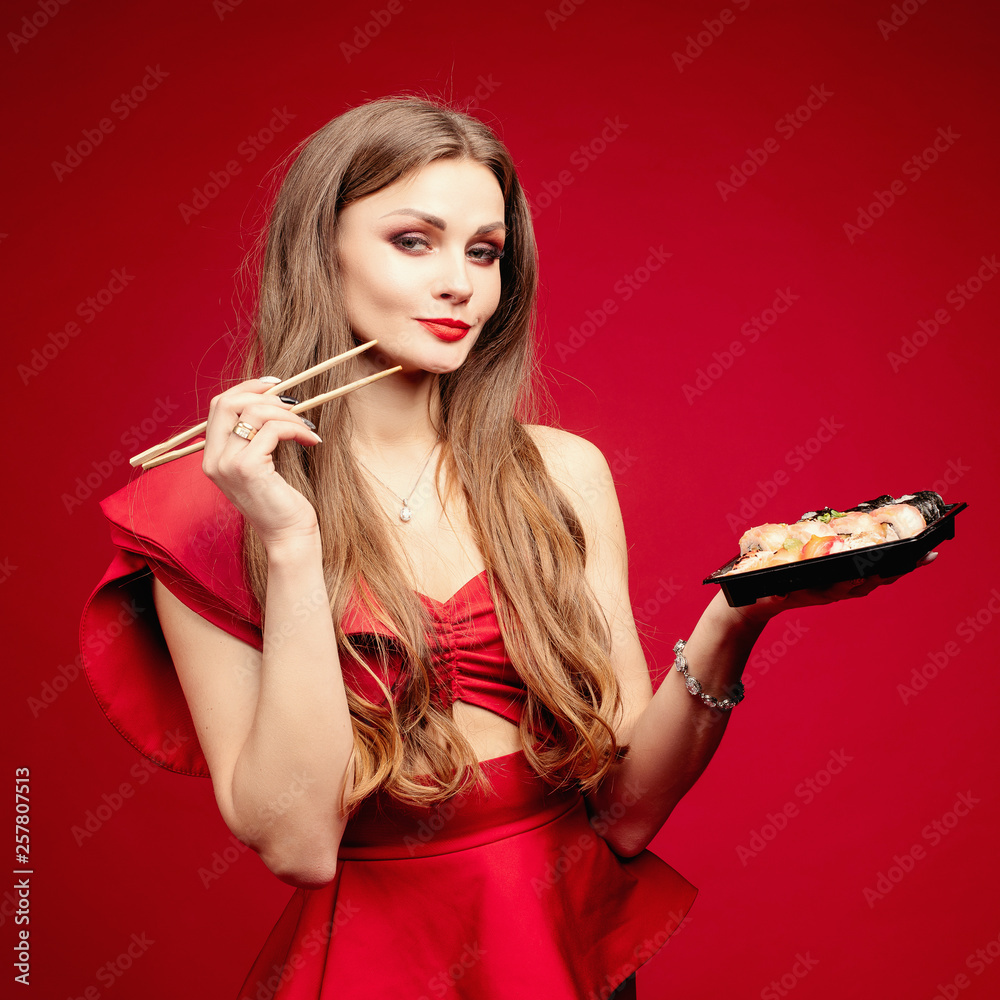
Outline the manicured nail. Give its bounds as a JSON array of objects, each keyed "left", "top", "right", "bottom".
[
  {"left": 278, "top": 395, "right": 300, "bottom": 405},
  {"left": 300, "top": 417, "right": 317, "bottom": 430},
  {"left": 259, "top": 375, "right": 282, "bottom": 384}
]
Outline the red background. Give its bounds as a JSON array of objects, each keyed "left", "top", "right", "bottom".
[{"left": 4, "top": 1, "right": 999, "bottom": 997}]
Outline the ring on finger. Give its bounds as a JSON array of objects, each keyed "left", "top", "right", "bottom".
[{"left": 233, "top": 421, "right": 258, "bottom": 441}]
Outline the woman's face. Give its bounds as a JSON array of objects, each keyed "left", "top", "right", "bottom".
[{"left": 335, "top": 157, "right": 507, "bottom": 375}]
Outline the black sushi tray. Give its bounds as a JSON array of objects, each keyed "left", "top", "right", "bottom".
[{"left": 704, "top": 502, "right": 968, "bottom": 607}]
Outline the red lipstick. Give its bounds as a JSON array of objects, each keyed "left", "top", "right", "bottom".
[{"left": 416, "top": 318, "right": 472, "bottom": 343}]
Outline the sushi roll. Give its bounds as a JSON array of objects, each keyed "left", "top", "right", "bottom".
[
  {"left": 799, "top": 506, "right": 839, "bottom": 521},
  {"left": 848, "top": 494, "right": 896, "bottom": 513},
  {"left": 799, "top": 534, "right": 847, "bottom": 559},
  {"left": 728, "top": 550, "right": 775, "bottom": 574},
  {"left": 738, "top": 523, "right": 791, "bottom": 555},
  {"left": 870, "top": 503, "right": 926, "bottom": 541},
  {"left": 823, "top": 511, "right": 888, "bottom": 548},
  {"left": 897, "top": 490, "right": 946, "bottom": 523},
  {"left": 728, "top": 541, "right": 822, "bottom": 574},
  {"left": 764, "top": 548, "right": 803, "bottom": 566},
  {"left": 739, "top": 520, "right": 835, "bottom": 555},
  {"left": 825, "top": 511, "right": 878, "bottom": 534}
]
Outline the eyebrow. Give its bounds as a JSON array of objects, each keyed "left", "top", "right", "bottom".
[{"left": 379, "top": 208, "right": 507, "bottom": 235}]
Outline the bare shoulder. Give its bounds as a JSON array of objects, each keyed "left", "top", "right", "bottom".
[
  {"left": 523, "top": 423, "right": 611, "bottom": 486},
  {"left": 522, "top": 424, "right": 618, "bottom": 525}
]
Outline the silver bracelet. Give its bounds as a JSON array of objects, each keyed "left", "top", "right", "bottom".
[{"left": 673, "top": 639, "right": 745, "bottom": 711}]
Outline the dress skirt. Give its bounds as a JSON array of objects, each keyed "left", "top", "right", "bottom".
[{"left": 237, "top": 748, "right": 696, "bottom": 1000}]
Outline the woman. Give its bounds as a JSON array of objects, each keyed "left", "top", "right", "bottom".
[{"left": 80, "top": 94, "right": 930, "bottom": 999}]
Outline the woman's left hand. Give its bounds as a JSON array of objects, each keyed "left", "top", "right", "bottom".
[{"left": 729, "top": 551, "right": 940, "bottom": 627}]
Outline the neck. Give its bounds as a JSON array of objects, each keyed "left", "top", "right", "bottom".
[{"left": 346, "top": 364, "right": 442, "bottom": 456}]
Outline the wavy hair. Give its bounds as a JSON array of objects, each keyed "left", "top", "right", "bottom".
[{"left": 229, "top": 93, "right": 626, "bottom": 813}]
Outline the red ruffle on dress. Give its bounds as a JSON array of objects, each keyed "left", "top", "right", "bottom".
[{"left": 80, "top": 454, "right": 698, "bottom": 999}]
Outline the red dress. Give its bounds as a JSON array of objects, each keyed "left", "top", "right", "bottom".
[{"left": 79, "top": 454, "right": 697, "bottom": 999}]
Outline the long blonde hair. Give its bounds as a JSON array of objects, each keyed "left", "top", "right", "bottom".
[{"left": 231, "top": 93, "right": 626, "bottom": 812}]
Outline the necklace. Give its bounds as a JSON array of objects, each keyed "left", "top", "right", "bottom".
[{"left": 358, "top": 436, "right": 440, "bottom": 523}]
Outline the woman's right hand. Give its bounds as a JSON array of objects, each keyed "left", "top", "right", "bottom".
[{"left": 202, "top": 377, "right": 324, "bottom": 548}]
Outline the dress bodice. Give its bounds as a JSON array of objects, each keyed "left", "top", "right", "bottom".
[{"left": 343, "top": 569, "right": 527, "bottom": 726}]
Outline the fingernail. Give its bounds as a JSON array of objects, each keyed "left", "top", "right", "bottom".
[
  {"left": 278, "top": 395, "right": 300, "bottom": 405},
  {"left": 259, "top": 375, "right": 282, "bottom": 384},
  {"left": 300, "top": 417, "right": 317, "bottom": 430}
]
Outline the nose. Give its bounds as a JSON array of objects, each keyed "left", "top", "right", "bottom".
[{"left": 433, "top": 247, "right": 474, "bottom": 302}]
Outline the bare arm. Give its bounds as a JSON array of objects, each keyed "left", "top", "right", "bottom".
[
  {"left": 527, "top": 427, "right": 751, "bottom": 857},
  {"left": 529, "top": 425, "right": 924, "bottom": 859},
  {"left": 153, "top": 530, "right": 354, "bottom": 888},
  {"left": 583, "top": 585, "right": 764, "bottom": 858},
  {"left": 152, "top": 377, "right": 354, "bottom": 888}
]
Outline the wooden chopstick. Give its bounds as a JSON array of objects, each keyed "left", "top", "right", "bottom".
[
  {"left": 129, "top": 339, "right": 381, "bottom": 468},
  {"left": 139, "top": 366, "right": 402, "bottom": 469}
]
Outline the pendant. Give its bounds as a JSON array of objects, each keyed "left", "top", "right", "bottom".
[{"left": 399, "top": 504, "right": 412, "bottom": 523}]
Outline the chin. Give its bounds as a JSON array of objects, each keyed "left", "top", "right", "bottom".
[
  {"left": 415, "top": 343, "right": 476, "bottom": 374},
  {"left": 367, "top": 338, "right": 473, "bottom": 374},
  {"left": 421, "top": 357, "right": 468, "bottom": 375}
]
